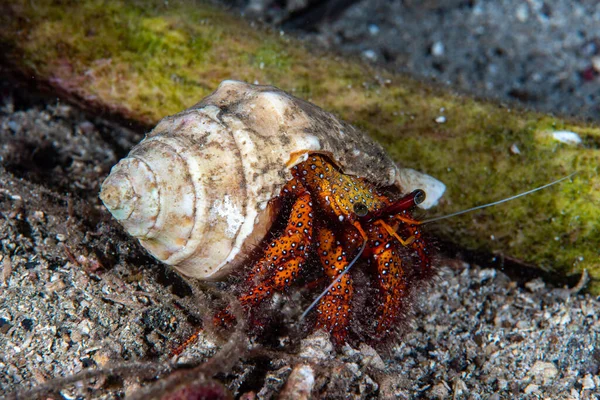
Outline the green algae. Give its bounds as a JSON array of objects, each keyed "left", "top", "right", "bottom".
[{"left": 2, "top": 0, "right": 599, "bottom": 292}]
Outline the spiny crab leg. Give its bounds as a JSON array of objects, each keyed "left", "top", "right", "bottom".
[
  {"left": 313, "top": 228, "right": 355, "bottom": 344},
  {"left": 404, "top": 223, "right": 432, "bottom": 279},
  {"left": 214, "top": 192, "right": 314, "bottom": 326},
  {"left": 368, "top": 223, "right": 409, "bottom": 337},
  {"left": 299, "top": 234, "right": 367, "bottom": 322}
]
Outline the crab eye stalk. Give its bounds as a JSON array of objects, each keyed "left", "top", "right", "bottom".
[
  {"left": 364, "top": 189, "right": 428, "bottom": 221},
  {"left": 353, "top": 202, "right": 369, "bottom": 217},
  {"left": 396, "top": 189, "right": 426, "bottom": 210}
]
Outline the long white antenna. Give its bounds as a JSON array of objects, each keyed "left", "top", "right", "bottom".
[
  {"left": 420, "top": 172, "right": 577, "bottom": 225},
  {"left": 300, "top": 238, "right": 367, "bottom": 321}
]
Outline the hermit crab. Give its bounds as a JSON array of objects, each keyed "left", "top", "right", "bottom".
[{"left": 100, "top": 80, "right": 446, "bottom": 345}]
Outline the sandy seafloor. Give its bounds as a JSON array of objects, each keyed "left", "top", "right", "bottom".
[{"left": 0, "top": 95, "right": 598, "bottom": 399}]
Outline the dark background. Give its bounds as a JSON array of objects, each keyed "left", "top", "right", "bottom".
[{"left": 222, "top": 0, "right": 600, "bottom": 122}]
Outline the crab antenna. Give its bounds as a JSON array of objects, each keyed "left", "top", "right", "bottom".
[
  {"left": 300, "top": 238, "right": 368, "bottom": 321},
  {"left": 420, "top": 172, "right": 577, "bottom": 225}
]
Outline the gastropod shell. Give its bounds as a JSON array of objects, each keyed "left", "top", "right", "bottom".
[{"left": 100, "top": 80, "right": 445, "bottom": 282}]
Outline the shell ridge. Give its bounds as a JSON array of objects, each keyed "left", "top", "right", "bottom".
[
  {"left": 218, "top": 115, "right": 258, "bottom": 266},
  {"left": 135, "top": 140, "right": 197, "bottom": 252},
  {"left": 197, "top": 112, "right": 253, "bottom": 271},
  {"left": 126, "top": 156, "right": 160, "bottom": 235},
  {"left": 126, "top": 151, "right": 166, "bottom": 241},
  {"left": 131, "top": 139, "right": 197, "bottom": 262},
  {"left": 175, "top": 107, "right": 253, "bottom": 277}
]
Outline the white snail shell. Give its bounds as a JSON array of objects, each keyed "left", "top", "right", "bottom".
[{"left": 100, "top": 80, "right": 445, "bottom": 280}]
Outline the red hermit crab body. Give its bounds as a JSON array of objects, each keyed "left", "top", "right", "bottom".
[
  {"left": 99, "top": 80, "right": 445, "bottom": 347},
  {"left": 217, "top": 154, "right": 431, "bottom": 345}
]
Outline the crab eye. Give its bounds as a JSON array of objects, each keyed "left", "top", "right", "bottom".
[
  {"left": 353, "top": 202, "right": 369, "bottom": 217},
  {"left": 413, "top": 189, "right": 426, "bottom": 206}
]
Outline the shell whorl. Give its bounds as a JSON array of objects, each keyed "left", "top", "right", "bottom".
[
  {"left": 100, "top": 80, "right": 445, "bottom": 280},
  {"left": 100, "top": 103, "right": 251, "bottom": 279}
]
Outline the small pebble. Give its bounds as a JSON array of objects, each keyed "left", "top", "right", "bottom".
[
  {"left": 592, "top": 56, "right": 600, "bottom": 73},
  {"left": 524, "top": 384, "right": 539, "bottom": 394},
  {"left": 429, "top": 382, "right": 450, "bottom": 399},
  {"left": 431, "top": 41, "right": 444, "bottom": 57},
  {"left": 358, "top": 343, "right": 386, "bottom": 370},
  {"left": 551, "top": 130, "right": 582, "bottom": 145},
  {"left": 367, "top": 24, "right": 379, "bottom": 35},
  {"left": 515, "top": 4, "right": 529, "bottom": 22},
  {"left": 78, "top": 121, "right": 95, "bottom": 135},
  {"left": 581, "top": 374, "right": 596, "bottom": 390},
  {"left": 515, "top": 320, "right": 531, "bottom": 329},
  {"left": 362, "top": 49, "right": 377, "bottom": 61},
  {"left": 478, "top": 268, "right": 496, "bottom": 282},
  {"left": 279, "top": 364, "right": 314, "bottom": 400},
  {"left": 529, "top": 361, "right": 558, "bottom": 383},
  {"left": 298, "top": 331, "right": 333, "bottom": 360},
  {"left": 32, "top": 211, "right": 45, "bottom": 221},
  {"left": 525, "top": 278, "right": 546, "bottom": 292},
  {"left": 7, "top": 121, "right": 20, "bottom": 132}
]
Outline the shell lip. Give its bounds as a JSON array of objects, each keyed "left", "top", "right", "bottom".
[{"left": 286, "top": 150, "right": 345, "bottom": 171}]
